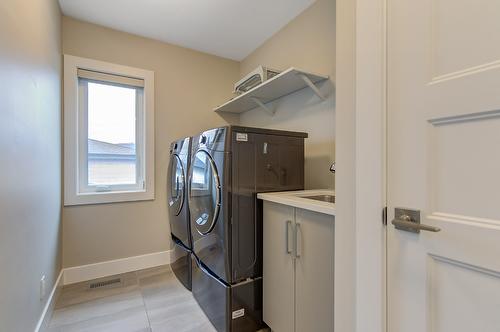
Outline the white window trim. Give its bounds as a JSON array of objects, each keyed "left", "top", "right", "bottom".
[{"left": 64, "top": 55, "right": 155, "bottom": 206}]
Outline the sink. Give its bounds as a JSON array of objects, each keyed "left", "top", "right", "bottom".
[{"left": 301, "top": 194, "right": 335, "bottom": 203}]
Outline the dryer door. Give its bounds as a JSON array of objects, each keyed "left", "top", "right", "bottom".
[
  {"left": 189, "top": 150, "right": 221, "bottom": 235},
  {"left": 167, "top": 154, "right": 185, "bottom": 216}
]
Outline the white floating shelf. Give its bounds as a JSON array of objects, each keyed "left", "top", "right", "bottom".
[{"left": 213, "top": 67, "right": 329, "bottom": 115}]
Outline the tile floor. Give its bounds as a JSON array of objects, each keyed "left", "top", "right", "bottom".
[{"left": 47, "top": 265, "right": 217, "bottom": 332}]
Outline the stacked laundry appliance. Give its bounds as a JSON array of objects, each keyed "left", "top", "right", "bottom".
[{"left": 187, "top": 126, "right": 307, "bottom": 332}]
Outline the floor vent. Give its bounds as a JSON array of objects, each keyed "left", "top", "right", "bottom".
[{"left": 89, "top": 278, "right": 122, "bottom": 289}]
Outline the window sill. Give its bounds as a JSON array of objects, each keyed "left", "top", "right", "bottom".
[{"left": 64, "top": 189, "right": 155, "bottom": 206}]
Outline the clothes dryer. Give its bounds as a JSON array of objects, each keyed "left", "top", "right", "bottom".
[{"left": 188, "top": 126, "right": 307, "bottom": 331}]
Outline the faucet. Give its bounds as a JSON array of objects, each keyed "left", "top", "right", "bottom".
[{"left": 330, "top": 162, "right": 335, "bottom": 173}]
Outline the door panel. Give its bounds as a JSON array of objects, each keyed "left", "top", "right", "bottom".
[
  {"left": 431, "top": 118, "right": 500, "bottom": 220},
  {"left": 167, "top": 154, "right": 185, "bottom": 216},
  {"left": 295, "top": 209, "right": 334, "bottom": 332},
  {"left": 167, "top": 152, "right": 190, "bottom": 244},
  {"left": 189, "top": 149, "right": 229, "bottom": 281},
  {"left": 232, "top": 133, "right": 258, "bottom": 281},
  {"left": 171, "top": 238, "right": 192, "bottom": 291},
  {"left": 191, "top": 254, "right": 229, "bottom": 332},
  {"left": 388, "top": 0, "right": 500, "bottom": 330},
  {"left": 431, "top": 0, "right": 500, "bottom": 79},
  {"left": 262, "top": 202, "right": 295, "bottom": 332},
  {"left": 189, "top": 150, "right": 221, "bottom": 235},
  {"left": 428, "top": 255, "right": 500, "bottom": 332}
]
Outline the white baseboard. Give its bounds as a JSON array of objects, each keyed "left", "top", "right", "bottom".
[
  {"left": 35, "top": 269, "right": 64, "bottom": 332},
  {"left": 63, "top": 250, "right": 173, "bottom": 285}
]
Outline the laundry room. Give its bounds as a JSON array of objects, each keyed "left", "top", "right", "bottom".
[
  {"left": 5, "top": 0, "right": 498, "bottom": 330},
  {"left": 1, "top": 0, "right": 335, "bottom": 331}
]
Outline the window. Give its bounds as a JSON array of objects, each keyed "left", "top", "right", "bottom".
[
  {"left": 64, "top": 55, "right": 154, "bottom": 205},
  {"left": 79, "top": 71, "right": 143, "bottom": 192}
]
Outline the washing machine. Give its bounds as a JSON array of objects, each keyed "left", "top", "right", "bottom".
[
  {"left": 188, "top": 126, "right": 307, "bottom": 331},
  {"left": 167, "top": 136, "right": 192, "bottom": 290}
]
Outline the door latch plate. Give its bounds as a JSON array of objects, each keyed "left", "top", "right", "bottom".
[{"left": 394, "top": 208, "right": 420, "bottom": 233}]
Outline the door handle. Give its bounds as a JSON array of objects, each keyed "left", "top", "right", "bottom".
[
  {"left": 392, "top": 217, "right": 441, "bottom": 233},
  {"left": 294, "top": 223, "right": 302, "bottom": 258},
  {"left": 285, "top": 220, "right": 293, "bottom": 254},
  {"left": 392, "top": 208, "right": 441, "bottom": 233}
]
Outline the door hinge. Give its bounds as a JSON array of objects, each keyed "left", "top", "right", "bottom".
[{"left": 382, "top": 206, "right": 387, "bottom": 226}]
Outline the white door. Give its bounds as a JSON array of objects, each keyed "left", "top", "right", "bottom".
[{"left": 387, "top": 0, "right": 500, "bottom": 331}]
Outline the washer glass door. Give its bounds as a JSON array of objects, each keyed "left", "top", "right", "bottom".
[
  {"left": 168, "top": 154, "right": 185, "bottom": 216},
  {"left": 189, "top": 150, "right": 221, "bottom": 235}
]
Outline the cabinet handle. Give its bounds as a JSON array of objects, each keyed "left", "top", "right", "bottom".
[
  {"left": 285, "top": 220, "right": 292, "bottom": 254},
  {"left": 295, "top": 223, "right": 302, "bottom": 258}
]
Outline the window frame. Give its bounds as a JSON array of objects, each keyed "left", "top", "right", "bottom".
[{"left": 64, "top": 55, "right": 155, "bottom": 205}]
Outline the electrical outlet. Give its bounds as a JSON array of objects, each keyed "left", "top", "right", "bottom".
[{"left": 40, "top": 275, "right": 46, "bottom": 301}]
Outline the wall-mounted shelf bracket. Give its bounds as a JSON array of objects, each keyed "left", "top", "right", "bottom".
[
  {"left": 213, "top": 68, "right": 329, "bottom": 114},
  {"left": 297, "top": 73, "right": 326, "bottom": 101},
  {"left": 250, "top": 97, "right": 275, "bottom": 116}
]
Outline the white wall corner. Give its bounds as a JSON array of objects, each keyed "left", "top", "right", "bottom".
[
  {"left": 336, "top": 0, "right": 387, "bottom": 332},
  {"left": 355, "top": 0, "right": 386, "bottom": 331},
  {"left": 34, "top": 269, "right": 64, "bottom": 332}
]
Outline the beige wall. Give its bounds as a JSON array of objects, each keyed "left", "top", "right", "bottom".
[
  {"left": 61, "top": 17, "right": 240, "bottom": 267},
  {"left": 239, "top": 0, "right": 336, "bottom": 189},
  {"left": 0, "top": 0, "right": 62, "bottom": 331},
  {"left": 61, "top": 0, "right": 335, "bottom": 268}
]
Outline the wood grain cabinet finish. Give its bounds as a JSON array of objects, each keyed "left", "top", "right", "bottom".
[{"left": 263, "top": 201, "right": 334, "bottom": 332}]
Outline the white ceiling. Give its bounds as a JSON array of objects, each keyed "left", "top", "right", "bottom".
[{"left": 58, "top": 0, "right": 316, "bottom": 61}]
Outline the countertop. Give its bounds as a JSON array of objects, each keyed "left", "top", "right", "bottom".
[{"left": 257, "top": 189, "right": 335, "bottom": 216}]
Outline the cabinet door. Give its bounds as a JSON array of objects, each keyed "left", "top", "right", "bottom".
[
  {"left": 263, "top": 201, "right": 295, "bottom": 332},
  {"left": 295, "top": 209, "right": 334, "bottom": 332}
]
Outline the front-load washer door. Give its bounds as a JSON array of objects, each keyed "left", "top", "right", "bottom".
[
  {"left": 168, "top": 154, "right": 185, "bottom": 216},
  {"left": 189, "top": 150, "right": 221, "bottom": 236}
]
